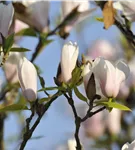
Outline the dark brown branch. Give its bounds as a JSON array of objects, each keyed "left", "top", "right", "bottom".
[
  {"left": 19, "top": 91, "right": 61, "bottom": 150},
  {"left": 64, "top": 93, "right": 82, "bottom": 150}
]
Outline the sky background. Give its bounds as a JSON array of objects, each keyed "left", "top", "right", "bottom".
[{"left": 1, "top": 1, "right": 133, "bottom": 150}]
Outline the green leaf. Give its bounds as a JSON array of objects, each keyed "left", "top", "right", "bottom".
[
  {"left": 38, "top": 86, "right": 63, "bottom": 92},
  {"left": 38, "top": 75, "right": 45, "bottom": 88},
  {"left": 95, "top": 17, "right": 104, "bottom": 22},
  {"left": 0, "top": 104, "right": 29, "bottom": 112},
  {"left": 97, "top": 102, "right": 131, "bottom": 111},
  {"left": 70, "top": 67, "right": 82, "bottom": 88},
  {"left": 74, "top": 86, "right": 87, "bottom": 102},
  {"left": 30, "top": 136, "right": 44, "bottom": 140},
  {"left": 3, "top": 34, "right": 14, "bottom": 53},
  {"left": 15, "top": 28, "right": 37, "bottom": 37},
  {"left": 39, "top": 97, "right": 51, "bottom": 104},
  {"left": 10, "top": 47, "right": 31, "bottom": 52}
]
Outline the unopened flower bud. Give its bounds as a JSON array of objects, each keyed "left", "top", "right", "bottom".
[
  {"left": 18, "top": 57, "right": 37, "bottom": 102},
  {"left": 61, "top": 41, "right": 79, "bottom": 83},
  {"left": 0, "top": 3, "right": 14, "bottom": 44}
]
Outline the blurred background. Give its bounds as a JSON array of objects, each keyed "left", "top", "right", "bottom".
[{"left": 1, "top": 1, "right": 135, "bottom": 150}]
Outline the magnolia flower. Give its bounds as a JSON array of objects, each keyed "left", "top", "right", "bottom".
[
  {"left": 87, "top": 40, "right": 116, "bottom": 61},
  {"left": 121, "top": 140, "right": 135, "bottom": 150},
  {"left": 4, "top": 51, "right": 24, "bottom": 83},
  {"left": 61, "top": 41, "right": 79, "bottom": 83},
  {"left": 61, "top": 1, "right": 96, "bottom": 33},
  {"left": 17, "top": 0, "right": 49, "bottom": 32},
  {"left": 0, "top": 3, "right": 14, "bottom": 44},
  {"left": 18, "top": 57, "right": 37, "bottom": 102},
  {"left": 113, "top": 1, "right": 135, "bottom": 22},
  {"left": 83, "top": 56, "right": 104, "bottom": 98},
  {"left": 106, "top": 108, "right": 121, "bottom": 135},
  {"left": 93, "top": 57, "right": 130, "bottom": 98}
]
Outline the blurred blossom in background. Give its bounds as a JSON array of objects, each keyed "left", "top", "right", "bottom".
[{"left": 1, "top": 1, "right": 135, "bottom": 150}]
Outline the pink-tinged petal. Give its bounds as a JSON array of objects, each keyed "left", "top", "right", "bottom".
[
  {"left": 114, "top": 60, "right": 130, "bottom": 97},
  {"left": 87, "top": 40, "right": 116, "bottom": 60},
  {"left": 93, "top": 57, "right": 115, "bottom": 98},
  {"left": 61, "top": 41, "right": 79, "bottom": 83},
  {"left": 4, "top": 63, "right": 18, "bottom": 83},
  {"left": 83, "top": 60, "right": 92, "bottom": 90},
  {"left": 0, "top": 3, "right": 14, "bottom": 38},
  {"left": 18, "top": 57, "right": 37, "bottom": 102},
  {"left": 28, "top": 0, "right": 50, "bottom": 31}
]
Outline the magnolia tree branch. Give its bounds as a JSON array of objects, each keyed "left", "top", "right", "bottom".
[
  {"left": 95, "top": 1, "right": 135, "bottom": 51},
  {"left": 64, "top": 93, "right": 106, "bottom": 150},
  {"left": 19, "top": 91, "right": 61, "bottom": 150}
]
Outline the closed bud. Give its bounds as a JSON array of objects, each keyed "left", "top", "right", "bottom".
[
  {"left": 83, "top": 60, "right": 96, "bottom": 100},
  {"left": 0, "top": 3, "right": 14, "bottom": 44},
  {"left": 17, "top": 57, "right": 37, "bottom": 102},
  {"left": 61, "top": 41, "right": 79, "bottom": 83}
]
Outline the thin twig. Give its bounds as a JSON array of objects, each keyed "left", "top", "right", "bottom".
[
  {"left": 19, "top": 91, "right": 61, "bottom": 150},
  {"left": 64, "top": 93, "right": 82, "bottom": 150}
]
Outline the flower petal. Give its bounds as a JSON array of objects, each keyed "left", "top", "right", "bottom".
[
  {"left": 93, "top": 57, "right": 115, "bottom": 98},
  {"left": 18, "top": 57, "right": 37, "bottom": 102}
]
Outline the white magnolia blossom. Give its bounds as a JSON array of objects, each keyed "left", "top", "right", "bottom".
[
  {"left": 18, "top": 0, "right": 49, "bottom": 32},
  {"left": 18, "top": 57, "right": 37, "bottom": 102},
  {"left": 0, "top": 3, "right": 14, "bottom": 43},
  {"left": 61, "top": 41, "right": 79, "bottom": 83},
  {"left": 4, "top": 51, "right": 24, "bottom": 83},
  {"left": 93, "top": 57, "right": 130, "bottom": 98},
  {"left": 113, "top": 1, "right": 135, "bottom": 22},
  {"left": 61, "top": 1, "right": 90, "bottom": 17},
  {"left": 121, "top": 140, "right": 135, "bottom": 150}
]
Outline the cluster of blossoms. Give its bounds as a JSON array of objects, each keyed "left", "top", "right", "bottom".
[
  {"left": 1, "top": 1, "right": 135, "bottom": 150},
  {"left": 61, "top": 41, "right": 130, "bottom": 99}
]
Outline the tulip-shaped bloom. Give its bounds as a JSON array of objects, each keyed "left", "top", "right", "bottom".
[
  {"left": 93, "top": 57, "right": 130, "bottom": 98},
  {"left": 113, "top": 1, "right": 135, "bottom": 22},
  {"left": 18, "top": 0, "right": 49, "bottom": 32},
  {"left": 61, "top": 41, "right": 79, "bottom": 83},
  {"left": 121, "top": 140, "right": 135, "bottom": 150},
  {"left": 18, "top": 57, "right": 37, "bottom": 102},
  {"left": 0, "top": 3, "right": 14, "bottom": 44}
]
